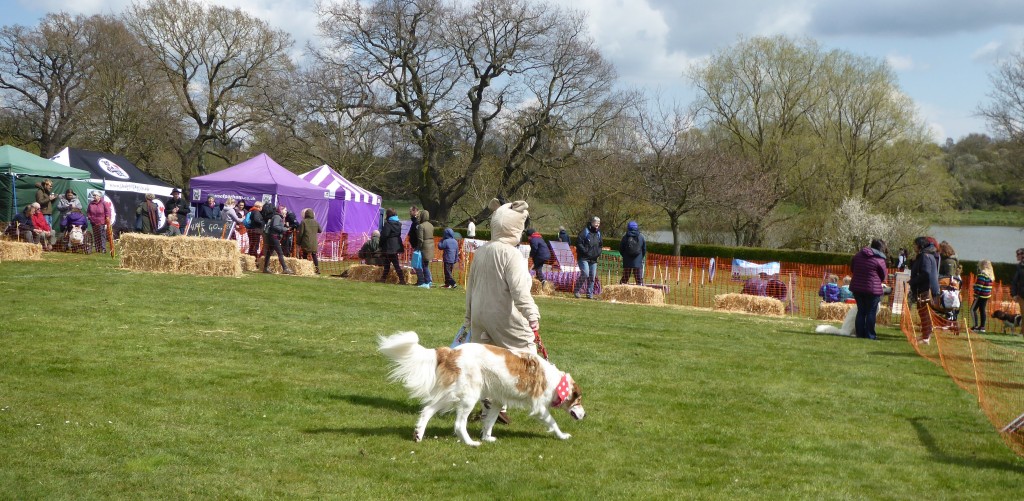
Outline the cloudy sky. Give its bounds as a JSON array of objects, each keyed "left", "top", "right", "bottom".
[{"left": 6, "top": 0, "right": 1024, "bottom": 143}]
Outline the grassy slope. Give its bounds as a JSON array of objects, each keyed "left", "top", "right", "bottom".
[{"left": 1, "top": 253, "right": 1021, "bottom": 499}]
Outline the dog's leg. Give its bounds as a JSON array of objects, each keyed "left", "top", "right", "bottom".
[
  {"left": 413, "top": 404, "right": 442, "bottom": 443},
  {"left": 454, "top": 401, "right": 481, "bottom": 447},
  {"left": 480, "top": 402, "right": 502, "bottom": 442},
  {"left": 535, "top": 408, "right": 571, "bottom": 440}
]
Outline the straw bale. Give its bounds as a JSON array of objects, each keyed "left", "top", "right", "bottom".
[
  {"left": 240, "top": 254, "right": 258, "bottom": 273},
  {"left": 531, "top": 278, "right": 556, "bottom": 296},
  {"left": 602, "top": 284, "right": 665, "bottom": 305},
  {"left": 816, "top": 302, "right": 853, "bottom": 321},
  {"left": 264, "top": 257, "right": 317, "bottom": 276},
  {"left": 344, "top": 263, "right": 415, "bottom": 283},
  {"left": 117, "top": 233, "right": 241, "bottom": 277},
  {"left": 876, "top": 304, "right": 893, "bottom": 325},
  {"left": 713, "top": 293, "right": 785, "bottom": 316},
  {"left": 0, "top": 241, "right": 42, "bottom": 261}
]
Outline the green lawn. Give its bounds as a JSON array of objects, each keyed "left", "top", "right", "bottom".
[{"left": 1, "top": 253, "right": 1021, "bottom": 498}]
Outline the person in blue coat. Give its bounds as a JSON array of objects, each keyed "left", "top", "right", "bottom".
[
  {"left": 437, "top": 227, "right": 460, "bottom": 288},
  {"left": 574, "top": 216, "right": 602, "bottom": 299},
  {"left": 618, "top": 220, "right": 646, "bottom": 285},
  {"left": 526, "top": 228, "right": 551, "bottom": 285}
]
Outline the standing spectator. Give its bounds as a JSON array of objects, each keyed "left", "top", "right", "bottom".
[
  {"left": 12, "top": 204, "right": 36, "bottom": 243},
  {"left": 262, "top": 204, "right": 293, "bottom": 275},
  {"left": 910, "top": 236, "right": 941, "bottom": 345},
  {"left": 464, "top": 198, "right": 540, "bottom": 425},
  {"left": 221, "top": 197, "right": 246, "bottom": 251},
  {"left": 164, "top": 188, "right": 189, "bottom": 223},
  {"left": 197, "top": 196, "right": 219, "bottom": 219},
  {"left": 838, "top": 276, "right": 855, "bottom": 303},
  {"left": 850, "top": 239, "right": 888, "bottom": 340},
  {"left": 136, "top": 193, "right": 160, "bottom": 234},
  {"left": 86, "top": 191, "right": 111, "bottom": 253},
  {"left": 574, "top": 216, "right": 602, "bottom": 299},
  {"left": 408, "top": 205, "right": 421, "bottom": 250},
  {"left": 1010, "top": 248, "right": 1024, "bottom": 326},
  {"left": 818, "top": 274, "right": 841, "bottom": 303},
  {"left": 938, "top": 241, "right": 961, "bottom": 279},
  {"left": 247, "top": 201, "right": 264, "bottom": 258},
  {"left": 34, "top": 179, "right": 57, "bottom": 228},
  {"left": 558, "top": 226, "right": 570, "bottom": 244},
  {"left": 233, "top": 200, "right": 249, "bottom": 253},
  {"left": 971, "top": 259, "right": 994, "bottom": 332},
  {"left": 526, "top": 227, "right": 551, "bottom": 286},
  {"left": 438, "top": 227, "right": 460, "bottom": 288},
  {"left": 55, "top": 189, "right": 77, "bottom": 230},
  {"left": 29, "top": 202, "right": 54, "bottom": 250},
  {"left": 466, "top": 218, "right": 476, "bottom": 238},
  {"left": 282, "top": 207, "right": 299, "bottom": 256},
  {"left": 297, "top": 208, "right": 322, "bottom": 274},
  {"left": 896, "top": 248, "right": 908, "bottom": 272},
  {"left": 414, "top": 209, "right": 435, "bottom": 288},
  {"left": 359, "top": 230, "right": 384, "bottom": 265},
  {"left": 618, "top": 221, "right": 646, "bottom": 285},
  {"left": 378, "top": 208, "right": 407, "bottom": 284}
]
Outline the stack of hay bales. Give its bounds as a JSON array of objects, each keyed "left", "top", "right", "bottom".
[
  {"left": 264, "top": 256, "right": 317, "bottom": 276},
  {"left": 531, "top": 278, "right": 556, "bottom": 296},
  {"left": 714, "top": 293, "right": 785, "bottom": 316},
  {"left": 817, "top": 302, "right": 852, "bottom": 321},
  {"left": 240, "top": 254, "right": 258, "bottom": 273},
  {"left": 0, "top": 241, "right": 42, "bottom": 261},
  {"left": 876, "top": 304, "right": 893, "bottom": 325},
  {"left": 601, "top": 284, "right": 665, "bottom": 305},
  {"left": 345, "top": 263, "right": 416, "bottom": 283},
  {"left": 118, "top": 234, "right": 241, "bottom": 277}
]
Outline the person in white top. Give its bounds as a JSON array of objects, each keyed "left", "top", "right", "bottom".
[{"left": 466, "top": 218, "right": 476, "bottom": 238}]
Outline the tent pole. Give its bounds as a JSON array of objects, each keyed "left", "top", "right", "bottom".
[{"left": 10, "top": 173, "right": 17, "bottom": 220}]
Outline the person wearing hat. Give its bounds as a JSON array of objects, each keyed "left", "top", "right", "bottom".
[
  {"left": 619, "top": 220, "right": 646, "bottom": 285},
  {"left": 574, "top": 216, "right": 602, "bottom": 299},
  {"left": 165, "top": 188, "right": 189, "bottom": 223}
]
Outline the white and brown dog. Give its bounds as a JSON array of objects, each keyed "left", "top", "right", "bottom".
[{"left": 378, "top": 331, "right": 584, "bottom": 447}]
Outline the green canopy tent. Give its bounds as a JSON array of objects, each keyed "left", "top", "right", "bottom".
[{"left": 0, "top": 145, "right": 97, "bottom": 223}]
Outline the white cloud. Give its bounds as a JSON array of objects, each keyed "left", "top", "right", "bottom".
[
  {"left": 971, "top": 41, "right": 1003, "bottom": 62},
  {"left": 886, "top": 53, "right": 928, "bottom": 71}
]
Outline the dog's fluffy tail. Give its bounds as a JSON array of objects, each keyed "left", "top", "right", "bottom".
[{"left": 378, "top": 331, "right": 438, "bottom": 402}]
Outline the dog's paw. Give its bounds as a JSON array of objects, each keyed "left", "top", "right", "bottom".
[
  {"left": 482, "top": 435, "right": 497, "bottom": 443},
  {"left": 465, "top": 440, "right": 481, "bottom": 447},
  {"left": 555, "top": 432, "right": 571, "bottom": 440},
  {"left": 413, "top": 431, "right": 423, "bottom": 442}
]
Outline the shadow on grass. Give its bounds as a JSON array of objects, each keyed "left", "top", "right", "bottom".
[
  {"left": 303, "top": 423, "right": 556, "bottom": 441},
  {"left": 909, "top": 417, "right": 1024, "bottom": 472},
  {"left": 327, "top": 393, "right": 420, "bottom": 414}
]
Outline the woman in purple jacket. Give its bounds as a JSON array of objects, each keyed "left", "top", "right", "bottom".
[{"left": 850, "top": 239, "right": 888, "bottom": 340}]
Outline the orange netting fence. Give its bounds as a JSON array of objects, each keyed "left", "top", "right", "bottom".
[{"left": 901, "top": 274, "right": 1024, "bottom": 457}]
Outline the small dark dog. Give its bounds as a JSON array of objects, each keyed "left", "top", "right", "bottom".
[{"left": 991, "top": 310, "right": 1022, "bottom": 334}]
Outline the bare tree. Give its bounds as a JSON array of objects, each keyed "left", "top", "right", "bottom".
[
  {"left": 126, "top": 0, "right": 293, "bottom": 185},
  {"left": 0, "top": 13, "right": 96, "bottom": 156},
  {"left": 980, "top": 46, "right": 1024, "bottom": 143}
]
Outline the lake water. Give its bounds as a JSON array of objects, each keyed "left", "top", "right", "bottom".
[{"left": 650, "top": 225, "right": 1024, "bottom": 263}]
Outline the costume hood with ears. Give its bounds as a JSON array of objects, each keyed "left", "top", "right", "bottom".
[{"left": 488, "top": 198, "right": 529, "bottom": 246}]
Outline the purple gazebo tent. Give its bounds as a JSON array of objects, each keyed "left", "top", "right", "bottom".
[
  {"left": 189, "top": 153, "right": 330, "bottom": 231},
  {"left": 299, "top": 165, "right": 381, "bottom": 259}
]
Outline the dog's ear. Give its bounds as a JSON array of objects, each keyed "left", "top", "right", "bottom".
[{"left": 488, "top": 198, "right": 502, "bottom": 211}]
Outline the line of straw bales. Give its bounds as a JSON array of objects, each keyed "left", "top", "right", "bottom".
[
  {"left": 600, "top": 284, "right": 665, "bottom": 305},
  {"left": 118, "top": 233, "right": 241, "bottom": 277},
  {"left": 0, "top": 241, "right": 42, "bottom": 262},
  {"left": 815, "top": 302, "right": 893, "bottom": 325}
]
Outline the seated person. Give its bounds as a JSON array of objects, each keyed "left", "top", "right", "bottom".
[
  {"left": 61, "top": 203, "right": 89, "bottom": 248},
  {"left": 29, "top": 202, "right": 54, "bottom": 250},
  {"left": 158, "top": 214, "right": 182, "bottom": 236},
  {"left": 358, "top": 230, "right": 384, "bottom": 265},
  {"left": 741, "top": 272, "right": 768, "bottom": 296},
  {"left": 11, "top": 204, "right": 37, "bottom": 243},
  {"left": 838, "top": 275, "right": 855, "bottom": 303},
  {"left": 818, "top": 274, "right": 841, "bottom": 303},
  {"left": 765, "top": 275, "right": 788, "bottom": 301}
]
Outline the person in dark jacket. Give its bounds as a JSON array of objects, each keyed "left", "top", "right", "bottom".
[
  {"left": 35, "top": 179, "right": 56, "bottom": 227},
  {"left": 379, "top": 208, "right": 407, "bottom": 284},
  {"left": 135, "top": 193, "right": 160, "bottom": 234},
  {"left": 618, "top": 220, "right": 646, "bottom": 285},
  {"left": 437, "top": 227, "right": 460, "bottom": 288},
  {"left": 247, "top": 202, "right": 265, "bottom": 258},
  {"left": 197, "top": 196, "right": 220, "bottom": 219},
  {"left": 909, "top": 236, "right": 940, "bottom": 344},
  {"left": 850, "top": 239, "right": 888, "bottom": 340},
  {"left": 574, "top": 216, "right": 602, "bottom": 299},
  {"left": 359, "top": 230, "right": 384, "bottom": 265},
  {"left": 527, "top": 228, "right": 551, "bottom": 286},
  {"left": 165, "top": 188, "right": 189, "bottom": 223},
  {"left": 297, "top": 208, "right": 322, "bottom": 274},
  {"left": 1010, "top": 248, "right": 1024, "bottom": 322},
  {"left": 262, "top": 203, "right": 293, "bottom": 275},
  {"left": 558, "top": 226, "right": 570, "bottom": 244},
  {"left": 11, "top": 204, "right": 36, "bottom": 243},
  {"left": 407, "top": 206, "right": 421, "bottom": 250}
]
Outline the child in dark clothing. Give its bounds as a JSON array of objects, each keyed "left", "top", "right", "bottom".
[{"left": 437, "top": 227, "right": 460, "bottom": 288}]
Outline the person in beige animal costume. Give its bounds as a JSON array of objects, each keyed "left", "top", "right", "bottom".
[{"left": 464, "top": 199, "right": 540, "bottom": 424}]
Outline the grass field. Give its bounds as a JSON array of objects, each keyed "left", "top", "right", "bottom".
[{"left": 2, "top": 253, "right": 1022, "bottom": 498}]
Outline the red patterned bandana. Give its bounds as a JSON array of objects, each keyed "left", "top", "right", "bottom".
[{"left": 551, "top": 374, "right": 571, "bottom": 407}]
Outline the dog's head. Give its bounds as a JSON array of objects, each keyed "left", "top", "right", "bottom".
[
  {"left": 994, "top": 310, "right": 1011, "bottom": 321},
  {"left": 555, "top": 373, "right": 585, "bottom": 420}
]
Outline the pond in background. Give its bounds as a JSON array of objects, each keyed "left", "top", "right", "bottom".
[{"left": 649, "top": 225, "right": 1024, "bottom": 263}]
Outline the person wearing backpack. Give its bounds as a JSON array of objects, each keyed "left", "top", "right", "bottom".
[
  {"left": 618, "top": 221, "right": 646, "bottom": 285},
  {"left": 527, "top": 227, "right": 551, "bottom": 286},
  {"left": 574, "top": 216, "right": 602, "bottom": 299},
  {"left": 437, "top": 227, "right": 460, "bottom": 288},
  {"left": 261, "top": 203, "right": 293, "bottom": 275}
]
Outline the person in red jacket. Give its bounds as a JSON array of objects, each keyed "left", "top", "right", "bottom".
[
  {"left": 849, "top": 239, "right": 889, "bottom": 340},
  {"left": 29, "top": 202, "right": 54, "bottom": 250}
]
